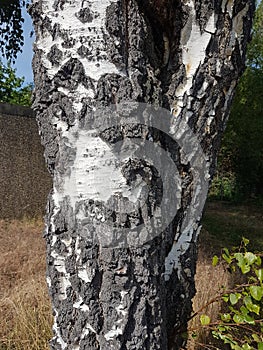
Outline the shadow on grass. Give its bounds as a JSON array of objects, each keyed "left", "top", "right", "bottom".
[{"left": 201, "top": 200, "right": 263, "bottom": 254}]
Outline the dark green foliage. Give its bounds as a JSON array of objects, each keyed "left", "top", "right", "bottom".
[
  {"left": 247, "top": 1, "right": 263, "bottom": 69},
  {"left": 211, "top": 2, "right": 263, "bottom": 201},
  {"left": 0, "top": 0, "right": 25, "bottom": 62},
  {"left": 227, "top": 67, "right": 263, "bottom": 199},
  {"left": 0, "top": 60, "right": 32, "bottom": 106}
]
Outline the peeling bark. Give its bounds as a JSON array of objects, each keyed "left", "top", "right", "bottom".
[{"left": 29, "top": 0, "right": 254, "bottom": 349}]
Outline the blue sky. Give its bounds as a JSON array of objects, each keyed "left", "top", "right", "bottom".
[{"left": 12, "top": 6, "right": 34, "bottom": 84}]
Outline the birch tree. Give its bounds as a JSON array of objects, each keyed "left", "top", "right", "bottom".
[{"left": 29, "top": 0, "right": 255, "bottom": 349}]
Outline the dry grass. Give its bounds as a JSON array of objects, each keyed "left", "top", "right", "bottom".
[
  {"left": 0, "top": 219, "right": 231, "bottom": 350},
  {"left": 0, "top": 202, "right": 261, "bottom": 349},
  {"left": 187, "top": 230, "right": 231, "bottom": 350},
  {"left": 0, "top": 219, "right": 53, "bottom": 350}
]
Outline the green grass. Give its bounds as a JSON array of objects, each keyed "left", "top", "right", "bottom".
[
  {"left": 201, "top": 200, "right": 263, "bottom": 254},
  {"left": 189, "top": 200, "right": 263, "bottom": 350}
]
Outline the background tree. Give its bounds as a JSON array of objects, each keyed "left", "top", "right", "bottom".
[
  {"left": 0, "top": 0, "right": 32, "bottom": 106},
  {"left": 18, "top": 0, "right": 256, "bottom": 349},
  {"left": 0, "top": 0, "right": 25, "bottom": 62},
  {"left": 213, "top": 1, "right": 263, "bottom": 200},
  {"left": 0, "top": 60, "right": 32, "bottom": 106}
]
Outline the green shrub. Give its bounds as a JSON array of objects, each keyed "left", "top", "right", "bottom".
[{"left": 188, "top": 238, "right": 263, "bottom": 350}]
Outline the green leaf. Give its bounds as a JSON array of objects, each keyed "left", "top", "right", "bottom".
[
  {"left": 249, "top": 303, "right": 260, "bottom": 315},
  {"left": 200, "top": 314, "right": 211, "bottom": 326},
  {"left": 256, "top": 269, "right": 263, "bottom": 283},
  {"left": 230, "top": 293, "right": 241, "bottom": 305},
  {"left": 221, "top": 313, "right": 231, "bottom": 322},
  {"left": 242, "top": 237, "right": 250, "bottom": 246},
  {"left": 244, "top": 296, "right": 260, "bottom": 315},
  {"left": 243, "top": 314, "right": 255, "bottom": 324},
  {"left": 252, "top": 333, "right": 261, "bottom": 342},
  {"left": 241, "top": 264, "right": 251, "bottom": 274},
  {"left": 240, "top": 305, "right": 249, "bottom": 316},
  {"left": 258, "top": 343, "right": 263, "bottom": 350},
  {"left": 222, "top": 248, "right": 232, "bottom": 264},
  {"left": 256, "top": 256, "right": 262, "bottom": 266},
  {"left": 191, "top": 331, "right": 197, "bottom": 339},
  {"left": 244, "top": 252, "right": 257, "bottom": 265},
  {"left": 252, "top": 333, "right": 263, "bottom": 344},
  {"left": 235, "top": 253, "right": 251, "bottom": 274},
  {"left": 212, "top": 330, "right": 220, "bottom": 339},
  {"left": 213, "top": 332, "right": 236, "bottom": 345},
  {"left": 233, "top": 314, "right": 245, "bottom": 323},
  {"left": 250, "top": 286, "right": 263, "bottom": 301},
  {"left": 235, "top": 252, "right": 245, "bottom": 265},
  {"left": 222, "top": 294, "right": 229, "bottom": 302},
  {"left": 232, "top": 345, "right": 242, "bottom": 350},
  {"left": 212, "top": 255, "right": 219, "bottom": 266},
  {"left": 242, "top": 344, "right": 252, "bottom": 350}
]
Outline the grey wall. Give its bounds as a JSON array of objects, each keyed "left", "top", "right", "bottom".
[{"left": 0, "top": 102, "right": 52, "bottom": 219}]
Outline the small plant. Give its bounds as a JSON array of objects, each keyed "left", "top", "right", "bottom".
[
  {"left": 208, "top": 172, "right": 237, "bottom": 201},
  {"left": 187, "top": 238, "right": 263, "bottom": 350}
]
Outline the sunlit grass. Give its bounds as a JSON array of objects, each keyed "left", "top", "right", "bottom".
[
  {"left": 0, "top": 279, "right": 53, "bottom": 350},
  {"left": 0, "top": 201, "right": 262, "bottom": 349},
  {"left": 0, "top": 219, "right": 52, "bottom": 350}
]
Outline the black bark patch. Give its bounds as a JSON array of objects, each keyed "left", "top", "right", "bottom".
[
  {"left": 53, "top": 58, "right": 86, "bottom": 90},
  {"left": 75, "top": 7, "right": 94, "bottom": 23},
  {"left": 31, "top": 50, "right": 58, "bottom": 173},
  {"left": 50, "top": 23, "right": 76, "bottom": 48},
  {"left": 194, "top": 0, "right": 214, "bottom": 31},
  {"left": 105, "top": 2, "right": 126, "bottom": 71},
  {"left": 77, "top": 45, "right": 92, "bottom": 58},
  {"left": 37, "top": 115, "right": 58, "bottom": 173},
  {"left": 47, "top": 44, "right": 63, "bottom": 66},
  {"left": 233, "top": 0, "right": 250, "bottom": 17},
  {"left": 96, "top": 74, "right": 133, "bottom": 105},
  {"left": 53, "top": 0, "right": 66, "bottom": 11},
  {"left": 80, "top": 333, "right": 99, "bottom": 350},
  {"left": 50, "top": 91, "right": 76, "bottom": 125},
  {"left": 28, "top": 1, "right": 53, "bottom": 36},
  {"left": 61, "top": 34, "right": 76, "bottom": 48},
  {"left": 51, "top": 23, "right": 61, "bottom": 41}
]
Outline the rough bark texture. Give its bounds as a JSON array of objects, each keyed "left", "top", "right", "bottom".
[{"left": 29, "top": 0, "right": 254, "bottom": 349}]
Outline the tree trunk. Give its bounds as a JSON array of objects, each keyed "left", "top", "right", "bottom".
[{"left": 29, "top": 0, "right": 254, "bottom": 349}]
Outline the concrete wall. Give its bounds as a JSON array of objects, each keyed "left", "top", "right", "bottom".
[{"left": 0, "top": 102, "right": 52, "bottom": 219}]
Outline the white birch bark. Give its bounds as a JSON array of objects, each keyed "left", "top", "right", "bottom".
[{"left": 29, "top": 0, "right": 254, "bottom": 349}]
